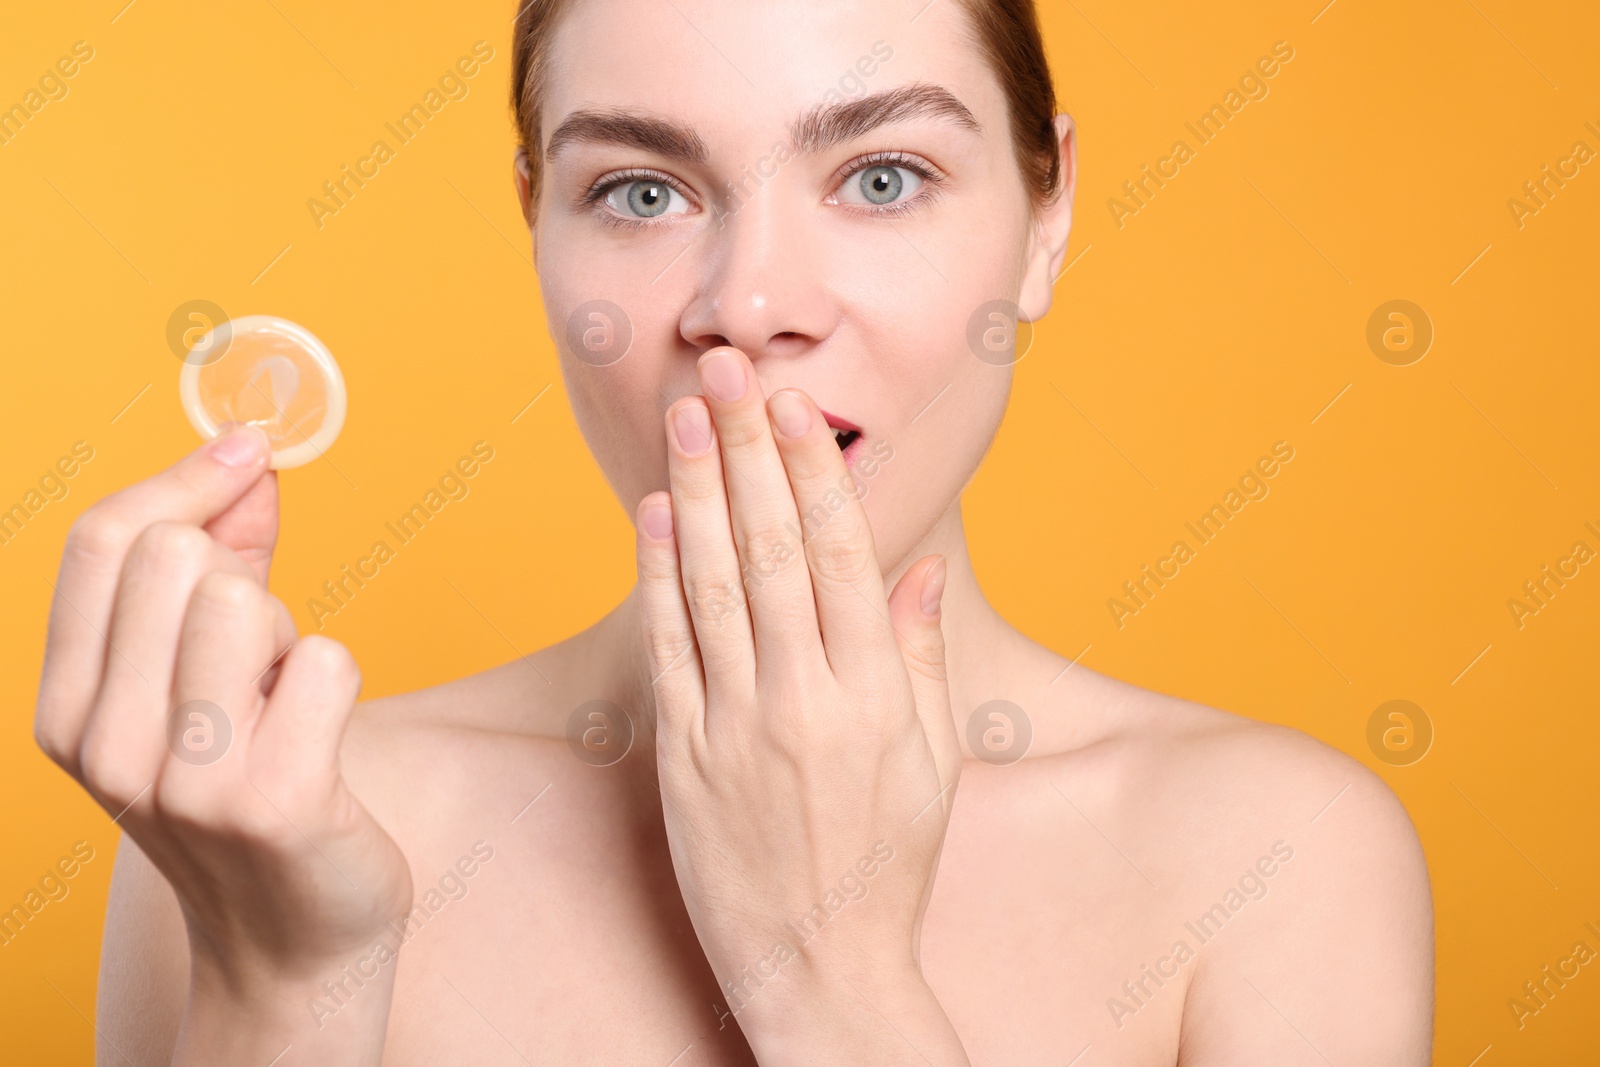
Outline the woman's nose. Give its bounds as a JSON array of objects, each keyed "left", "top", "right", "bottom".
[{"left": 678, "top": 197, "right": 839, "bottom": 362}]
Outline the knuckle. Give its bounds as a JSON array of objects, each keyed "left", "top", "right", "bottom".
[
  {"left": 906, "top": 654, "right": 948, "bottom": 688},
  {"left": 64, "top": 506, "right": 140, "bottom": 566},
  {"left": 903, "top": 634, "right": 947, "bottom": 679},
  {"left": 129, "top": 521, "right": 211, "bottom": 573},
  {"left": 739, "top": 525, "right": 800, "bottom": 585},
  {"left": 762, "top": 699, "right": 829, "bottom": 752},
  {"left": 158, "top": 780, "right": 268, "bottom": 841},
  {"left": 78, "top": 731, "right": 148, "bottom": 809},
  {"left": 292, "top": 634, "right": 361, "bottom": 692},
  {"left": 715, "top": 415, "right": 766, "bottom": 451},
  {"left": 684, "top": 574, "right": 746, "bottom": 629},
  {"left": 806, "top": 526, "right": 877, "bottom": 585},
  {"left": 647, "top": 627, "right": 696, "bottom": 678},
  {"left": 150, "top": 775, "right": 212, "bottom": 827},
  {"left": 33, "top": 718, "right": 78, "bottom": 773},
  {"left": 683, "top": 733, "right": 714, "bottom": 781},
  {"left": 674, "top": 470, "right": 724, "bottom": 506},
  {"left": 190, "top": 570, "right": 265, "bottom": 617}
]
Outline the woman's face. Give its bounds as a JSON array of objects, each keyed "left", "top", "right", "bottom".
[{"left": 527, "top": 0, "right": 1068, "bottom": 575}]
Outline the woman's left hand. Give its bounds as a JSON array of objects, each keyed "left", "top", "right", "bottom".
[{"left": 635, "top": 347, "right": 968, "bottom": 1064}]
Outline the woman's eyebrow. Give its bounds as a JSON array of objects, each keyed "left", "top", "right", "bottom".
[
  {"left": 789, "top": 84, "right": 982, "bottom": 154},
  {"left": 545, "top": 84, "right": 980, "bottom": 169},
  {"left": 546, "top": 109, "right": 711, "bottom": 167}
]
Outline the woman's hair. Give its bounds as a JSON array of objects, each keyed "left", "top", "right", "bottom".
[{"left": 509, "top": 0, "right": 1062, "bottom": 213}]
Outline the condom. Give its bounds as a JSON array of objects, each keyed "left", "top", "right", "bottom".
[{"left": 178, "top": 315, "right": 346, "bottom": 470}]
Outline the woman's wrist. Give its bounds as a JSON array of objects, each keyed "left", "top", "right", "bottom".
[
  {"left": 174, "top": 947, "right": 398, "bottom": 1067},
  {"left": 732, "top": 958, "right": 969, "bottom": 1066}
]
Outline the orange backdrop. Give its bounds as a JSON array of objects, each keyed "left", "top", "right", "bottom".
[{"left": 2, "top": 1, "right": 1596, "bottom": 1062}]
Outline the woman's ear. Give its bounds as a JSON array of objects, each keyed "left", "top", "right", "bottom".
[
  {"left": 1018, "top": 114, "right": 1077, "bottom": 322},
  {"left": 513, "top": 148, "right": 535, "bottom": 228}
]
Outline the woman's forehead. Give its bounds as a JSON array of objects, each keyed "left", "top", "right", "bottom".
[{"left": 538, "top": 0, "right": 1001, "bottom": 141}]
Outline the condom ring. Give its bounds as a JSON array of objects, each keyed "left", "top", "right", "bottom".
[{"left": 179, "top": 315, "right": 347, "bottom": 470}]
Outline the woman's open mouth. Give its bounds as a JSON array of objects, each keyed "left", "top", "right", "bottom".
[{"left": 820, "top": 410, "right": 865, "bottom": 466}]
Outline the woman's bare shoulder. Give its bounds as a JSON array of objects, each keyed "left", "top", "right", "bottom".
[
  {"left": 1029, "top": 669, "right": 1434, "bottom": 1059},
  {"left": 1011, "top": 663, "right": 1428, "bottom": 934},
  {"left": 1052, "top": 667, "right": 1426, "bottom": 862}
]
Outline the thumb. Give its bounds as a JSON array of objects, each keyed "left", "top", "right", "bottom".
[
  {"left": 888, "top": 555, "right": 960, "bottom": 789},
  {"left": 202, "top": 437, "right": 279, "bottom": 585},
  {"left": 253, "top": 634, "right": 361, "bottom": 784}
]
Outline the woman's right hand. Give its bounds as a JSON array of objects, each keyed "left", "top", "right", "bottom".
[{"left": 33, "top": 426, "right": 412, "bottom": 1064}]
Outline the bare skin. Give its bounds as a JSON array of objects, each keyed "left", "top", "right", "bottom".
[
  {"left": 43, "top": 1, "right": 1432, "bottom": 1063},
  {"left": 96, "top": 541, "right": 1433, "bottom": 1065}
]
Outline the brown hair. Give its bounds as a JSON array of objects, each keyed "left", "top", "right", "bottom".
[{"left": 510, "top": 0, "right": 1061, "bottom": 212}]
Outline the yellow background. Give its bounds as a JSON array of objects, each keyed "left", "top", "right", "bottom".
[{"left": 2, "top": 0, "right": 1596, "bottom": 1061}]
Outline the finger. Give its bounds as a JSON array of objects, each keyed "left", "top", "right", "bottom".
[
  {"left": 74, "top": 532, "right": 254, "bottom": 804},
  {"left": 36, "top": 426, "right": 272, "bottom": 771},
  {"left": 244, "top": 634, "right": 406, "bottom": 914},
  {"left": 696, "top": 348, "right": 821, "bottom": 667},
  {"left": 887, "top": 555, "right": 961, "bottom": 796},
  {"left": 634, "top": 492, "right": 705, "bottom": 738},
  {"left": 250, "top": 634, "right": 363, "bottom": 790},
  {"left": 666, "top": 396, "right": 754, "bottom": 701},
  {"left": 766, "top": 388, "right": 898, "bottom": 679},
  {"left": 157, "top": 571, "right": 283, "bottom": 816},
  {"left": 254, "top": 594, "right": 301, "bottom": 695},
  {"left": 203, "top": 467, "right": 280, "bottom": 585}
]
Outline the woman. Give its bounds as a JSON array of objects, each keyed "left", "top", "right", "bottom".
[{"left": 35, "top": 0, "right": 1433, "bottom": 1062}]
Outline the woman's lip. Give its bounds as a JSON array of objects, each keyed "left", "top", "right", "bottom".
[
  {"left": 840, "top": 432, "right": 866, "bottom": 469},
  {"left": 818, "top": 408, "right": 862, "bottom": 433}
]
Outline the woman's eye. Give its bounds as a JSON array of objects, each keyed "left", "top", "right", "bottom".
[
  {"left": 603, "top": 179, "right": 690, "bottom": 219},
  {"left": 838, "top": 164, "right": 925, "bottom": 208}
]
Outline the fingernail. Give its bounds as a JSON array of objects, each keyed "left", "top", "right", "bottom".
[
  {"left": 921, "top": 557, "right": 947, "bottom": 618},
  {"left": 699, "top": 350, "right": 747, "bottom": 402},
  {"left": 768, "top": 391, "right": 812, "bottom": 438},
  {"left": 672, "top": 404, "right": 713, "bottom": 456},
  {"left": 640, "top": 499, "right": 674, "bottom": 541},
  {"left": 209, "top": 425, "right": 268, "bottom": 468}
]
